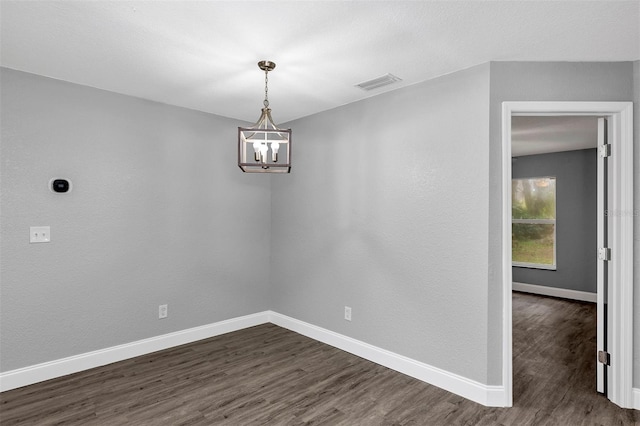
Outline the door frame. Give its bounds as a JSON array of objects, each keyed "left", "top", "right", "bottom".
[{"left": 501, "top": 101, "right": 634, "bottom": 408}]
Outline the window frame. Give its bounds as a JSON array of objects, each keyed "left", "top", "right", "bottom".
[{"left": 511, "top": 176, "right": 557, "bottom": 270}]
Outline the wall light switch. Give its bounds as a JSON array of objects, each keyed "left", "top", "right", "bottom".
[{"left": 30, "top": 226, "right": 50, "bottom": 243}]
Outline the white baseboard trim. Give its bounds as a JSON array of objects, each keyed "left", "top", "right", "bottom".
[
  {"left": 513, "top": 282, "right": 597, "bottom": 303},
  {"left": 268, "top": 311, "right": 507, "bottom": 407},
  {"left": 1, "top": 311, "right": 506, "bottom": 407},
  {"left": 633, "top": 388, "right": 640, "bottom": 410},
  {"left": 0, "top": 311, "right": 270, "bottom": 393}
]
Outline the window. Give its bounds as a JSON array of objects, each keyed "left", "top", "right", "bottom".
[{"left": 512, "top": 177, "right": 556, "bottom": 269}]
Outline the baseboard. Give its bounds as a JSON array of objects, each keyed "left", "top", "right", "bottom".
[
  {"left": 0, "top": 311, "right": 270, "bottom": 392},
  {"left": 1, "top": 311, "right": 506, "bottom": 407},
  {"left": 634, "top": 388, "right": 640, "bottom": 410},
  {"left": 513, "top": 282, "right": 597, "bottom": 303},
  {"left": 268, "top": 311, "right": 507, "bottom": 407}
]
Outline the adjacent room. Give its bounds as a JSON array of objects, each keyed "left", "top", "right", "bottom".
[
  {"left": 1, "top": 1, "right": 639, "bottom": 424},
  {"left": 510, "top": 116, "right": 600, "bottom": 412}
]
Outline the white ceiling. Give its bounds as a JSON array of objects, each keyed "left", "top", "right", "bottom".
[
  {"left": 1, "top": 1, "right": 638, "bottom": 124},
  {"left": 511, "top": 116, "right": 598, "bottom": 157}
]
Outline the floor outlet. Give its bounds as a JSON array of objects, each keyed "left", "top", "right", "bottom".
[
  {"left": 159, "top": 304, "right": 168, "bottom": 319},
  {"left": 344, "top": 306, "right": 352, "bottom": 321}
]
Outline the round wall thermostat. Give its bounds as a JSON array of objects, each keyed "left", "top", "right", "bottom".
[{"left": 51, "top": 179, "right": 71, "bottom": 193}]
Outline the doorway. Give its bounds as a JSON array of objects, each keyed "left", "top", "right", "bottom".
[
  {"left": 501, "top": 102, "right": 634, "bottom": 409},
  {"left": 510, "top": 115, "right": 600, "bottom": 408}
]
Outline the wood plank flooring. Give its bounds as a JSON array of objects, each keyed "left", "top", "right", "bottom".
[{"left": 1, "top": 292, "right": 638, "bottom": 425}]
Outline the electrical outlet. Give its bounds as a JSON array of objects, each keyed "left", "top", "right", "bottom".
[
  {"left": 159, "top": 304, "right": 168, "bottom": 319},
  {"left": 344, "top": 306, "right": 352, "bottom": 321}
]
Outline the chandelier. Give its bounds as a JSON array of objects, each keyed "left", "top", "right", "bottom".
[{"left": 238, "top": 61, "right": 292, "bottom": 173}]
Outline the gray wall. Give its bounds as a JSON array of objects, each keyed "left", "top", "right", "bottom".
[
  {"left": 271, "top": 64, "right": 492, "bottom": 383},
  {"left": 488, "top": 62, "right": 636, "bottom": 386},
  {"left": 634, "top": 60, "right": 639, "bottom": 388},
  {"left": 0, "top": 68, "right": 272, "bottom": 372},
  {"left": 2, "top": 61, "right": 637, "bottom": 392},
  {"left": 512, "top": 149, "right": 597, "bottom": 293}
]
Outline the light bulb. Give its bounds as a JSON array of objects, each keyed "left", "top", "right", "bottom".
[
  {"left": 252, "top": 141, "right": 261, "bottom": 162},
  {"left": 259, "top": 144, "right": 269, "bottom": 162},
  {"left": 271, "top": 142, "right": 280, "bottom": 162}
]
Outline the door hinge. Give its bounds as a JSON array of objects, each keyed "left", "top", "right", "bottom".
[
  {"left": 598, "top": 247, "right": 611, "bottom": 261},
  {"left": 599, "top": 144, "right": 611, "bottom": 158},
  {"left": 598, "top": 350, "right": 610, "bottom": 366}
]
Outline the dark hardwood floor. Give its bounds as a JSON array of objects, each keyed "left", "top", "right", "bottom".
[{"left": 1, "top": 292, "right": 637, "bottom": 425}]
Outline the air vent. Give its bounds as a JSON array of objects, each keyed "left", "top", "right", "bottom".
[{"left": 355, "top": 73, "right": 402, "bottom": 91}]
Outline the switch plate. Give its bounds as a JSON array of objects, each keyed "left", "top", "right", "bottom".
[
  {"left": 344, "top": 306, "right": 352, "bottom": 321},
  {"left": 30, "top": 226, "right": 50, "bottom": 243}
]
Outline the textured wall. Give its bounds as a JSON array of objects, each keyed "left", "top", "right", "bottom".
[
  {"left": 271, "top": 64, "right": 491, "bottom": 383},
  {"left": 633, "top": 60, "right": 639, "bottom": 388},
  {"left": 0, "top": 68, "right": 271, "bottom": 372},
  {"left": 512, "top": 149, "right": 597, "bottom": 293},
  {"left": 2, "top": 62, "right": 636, "bottom": 393},
  {"left": 488, "top": 62, "right": 635, "bottom": 385}
]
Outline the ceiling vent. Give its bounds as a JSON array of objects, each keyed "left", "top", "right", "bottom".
[{"left": 355, "top": 73, "right": 402, "bottom": 91}]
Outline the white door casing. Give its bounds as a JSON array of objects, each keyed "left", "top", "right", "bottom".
[{"left": 501, "top": 102, "right": 634, "bottom": 409}]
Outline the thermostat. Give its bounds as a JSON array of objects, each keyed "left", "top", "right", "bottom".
[{"left": 51, "top": 179, "right": 71, "bottom": 193}]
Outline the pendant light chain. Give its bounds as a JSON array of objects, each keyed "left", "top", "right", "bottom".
[{"left": 263, "top": 70, "right": 269, "bottom": 108}]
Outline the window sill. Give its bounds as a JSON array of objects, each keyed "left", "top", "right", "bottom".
[{"left": 512, "top": 262, "right": 557, "bottom": 271}]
